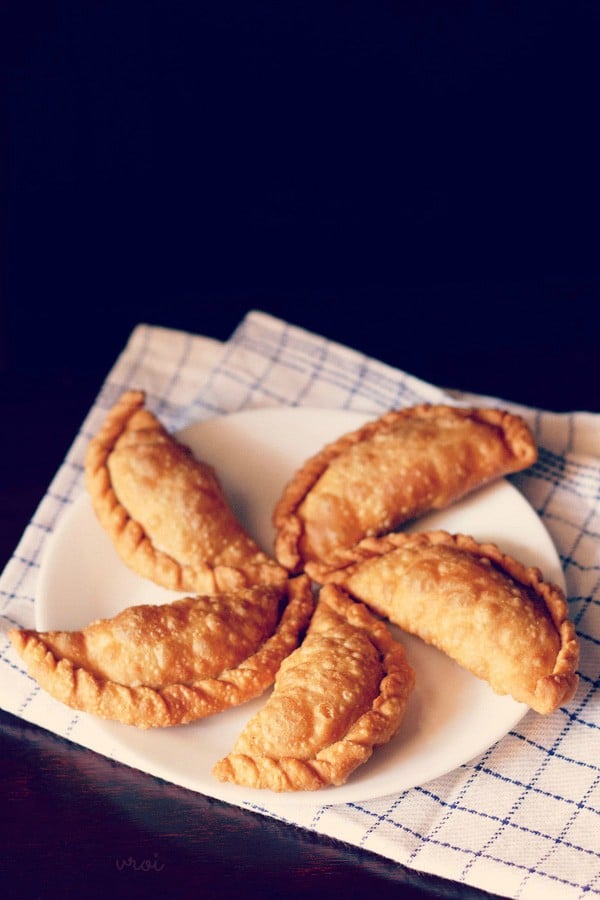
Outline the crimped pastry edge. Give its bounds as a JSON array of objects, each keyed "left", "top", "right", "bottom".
[
  {"left": 8, "top": 575, "right": 315, "bottom": 728},
  {"left": 84, "top": 389, "right": 286, "bottom": 593},
  {"left": 211, "top": 583, "right": 416, "bottom": 791},
  {"left": 272, "top": 403, "right": 538, "bottom": 574},
  {"left": 311, "top": 530, "right": 579, "bottom": 715}
]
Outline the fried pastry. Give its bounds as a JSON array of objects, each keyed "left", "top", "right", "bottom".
[
  {"left": 9, "top": 576, "right": 314, "bottom": 727},
  {"left": 273, "top": 404, "right": 537, "bottom": 573},
  {"left": 85, "top": 390, "right": 287, "bottom": 593},
  {"left": 212, "top": 583, "right": 415, "bottom": 791},
  {"left": 316, "top": 531, "right": 578, "bottom": 715}
]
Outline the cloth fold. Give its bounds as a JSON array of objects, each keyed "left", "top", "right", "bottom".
[{"left": 1, "top": 310, "right": 598, "bottom": 900}]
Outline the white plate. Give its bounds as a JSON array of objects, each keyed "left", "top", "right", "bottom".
[{"left": 37, "top": 406, "right": 565, "bottom": 808}]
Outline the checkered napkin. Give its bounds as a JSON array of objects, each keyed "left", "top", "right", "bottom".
[{"left": 1, "top": 311, "right": 598, "bottom": 899}]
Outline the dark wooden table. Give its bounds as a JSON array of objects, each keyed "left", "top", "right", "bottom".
[
  {"left": 2, "top": 2, "right": 598, "bottom": 896},
  {"left": 1, "top": 709, "right": 497, "bottom": 900}
]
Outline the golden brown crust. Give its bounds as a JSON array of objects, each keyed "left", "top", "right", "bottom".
[
  {"left": 314, "top": 531, "right": 578, "bottom": 715},
  {"left": 212, "top": 583, "right": 415, "bottom": 791},
  {"left": 9, "top": 576, "right": 315, "bottom": 728},
  {"left": 272, "top": 404, "right": 538, "bottom": 573},
  {"left": 85, "top": 390, "right": 286, "bottom": 593}
]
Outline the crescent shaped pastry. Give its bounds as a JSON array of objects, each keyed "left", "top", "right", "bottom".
[
  {"left": 212, "top": 583, "right": 415, "bottom": 792},
  {"left": 315, "top": 531, "right": 579, "bottom": 715},
  {"left": 8, "top": 576, "right": 314, "bottom": 728},
  {"left": 273, "top": 404, "right": 537, "bottom": 573},
  {"left": 85, "top": 390, "right": 287, "bottom": 593}
]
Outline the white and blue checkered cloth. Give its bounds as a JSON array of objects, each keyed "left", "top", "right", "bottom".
[{"left": 1, "top": 310, "right": 598, "bottom": 899}]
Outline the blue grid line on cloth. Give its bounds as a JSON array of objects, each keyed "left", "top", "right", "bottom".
[
  {"left": 453, "top": 397, "right": 596, "bottom": 459},
  {"left": 542, "top": 412, "right": 597, "bottom": 458},
  {"left": 92, "top": 385, "right": 178, "bottom": 427},
  {"left": 234, "top": 319, "right": 299, "bottom": 404},
  {"left": 533, "top": 453, "right": 600, "bottom": 499},
  {"left": 25, "top": 486, "right": 83, "bottom": 557},
  {"left": 0, "top": 611, "right": 31, "bottom": 634},
  {"left": 562, "top": 555, "right": 600, "bottom": 575},
  {"left": 517, "top": 775, "right": 600, "bottom": 899},
  {"left": 458, "top": 711, "right": 578, "bottom": 884},
  {"left": 188, "top": 337, "right": 255, "bottom": 414},
  {"left": 0, "top": 639, "right": 28, "bottom": 673},
  {"left": 348, "top": 799, "right": 590, "bottom": 896},
  {"left": 87, "top": 381, "right": 220, "bottom": 438},
  {"left": 183, "top": 318, "right": 284, "bottom": 416},
  {"left": 49, "top": 458, "right": 85, "bottom": 482},
  {"left": 516, "top": 489, "right": 598, "bottom": 666},
  {"left": 521, "top": 681, "right": 599, "bottom": 763},
  {"left": 222, "top": 312, "right": 441, "bottom": 412},
  {"left": 210, "top": 336, "right": 427, "bottom": 413},
  {"left": 200, "top": 361, "right": 305, "bottom": 411},
  {"left": 411, "top": 779, "right": 600, "bottom": 863},
  {"left": 561, "top": 510, "right": 600, "bottom": 572},
  {"left": 89, "top": 324, "right": 222, "bottom": 429},
  {"left": 44, "top": 486, "right": 82, "bottom": 508},
  {"left": 153, "top": 331, "right": 196, "bottom": 415},
  {"left": 405, "top": 772, "right": 491, "bottom": 867},
  {"left": 11, "top": 519, "right": 54, "bottom": 538},
  {"left": 539, "top": 452, "right": 600, "bottom": 486},
  {"left": 0, "top": 589, "right": 35, "bottom": 612},
  {"left": 117, "top": 322, "right": 153, "bottom": 389},
  {"left": 566, "top": 513, "right": 599, "bottom": 558},
  {"left": 520, "top": 716, "right": 599, "bottom": 758},
  {"left": 567, "top": 673, "right": 599, "bottom": 730},
  {"left": 287, "top": 330, "right": 337, "bottom": 409},
  {"left": 465, "top": 756, "right": 600, "bottom": 817},
  {"left": 4, "top": 553, "right": 41, "bottom": 574},
  {"left": 563, "top": 693, "right": 600, "bottom": 735},
  {"left": 578, "top": 631, "right": 600, "bottom": 657},
  {"left": 540, "top": 412, "right": 575, "bottom": 456},
  {"left": 0, "top": 562, "right": 39, "bottom": 619},
  {"left": 578, "top": 634, "right": 600, "bottom": 679},
  {"left": 17, "top": 682, "right": 41, "bottom": 717},
  {"left": 186, "top": 320, "right": 452, "bottom": 426},
  {"left": 1, "top": 524, "right": 49, "bottom": 612},
  {"left": 554, "top": 411, "right": 576, "bottom": 455},
  {"left": 237, "top": 794, "right": 486, "bottom": 867},
  {"left": 534, "top": 474, "right": 593, "bottom": 519},
  {"left": 563, "top": 598, "right": 597, "bottom": 642},
  {"left": 63, "top": 712, "right": 81, "bottom": 739},
  {"left": 541, "top": 509, "right": 600, "bottom": 544},
  {"left": 206, "top": 338, "right": 331, "bottom": 411}
]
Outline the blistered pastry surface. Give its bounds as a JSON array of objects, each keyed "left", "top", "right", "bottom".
[
  {"left": 9, "top": 576, "right": 315, "bottom": 728},
  {"left": 212, "top": 584, "right": 415, "bottom": 791},
  {"left": 273, "top": 404, "right": 538, "bottom": 572},
  {"left": 85, "top": 390, "right": 286, "bottom": 592},
  {"left": 316, "top": 531, "right": 578, "bottom": 714}
]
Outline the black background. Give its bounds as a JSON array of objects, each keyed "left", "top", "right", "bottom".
[
  {"left": 2, "top": 1, "right": 599, "bottom": 407},
  {"left": 1, "top": 6, "right": 599, "bottom": 898},
  {"left": 3, "top": 0, "right": 599, "bottom": 576}
]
